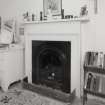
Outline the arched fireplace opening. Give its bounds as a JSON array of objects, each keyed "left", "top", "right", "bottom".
[{"left": 32, "top": 41, "right": 71, "bottom": 93}]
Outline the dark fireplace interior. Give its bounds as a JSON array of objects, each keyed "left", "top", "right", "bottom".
[{"left": 32, "top": 40, "right": 71, "bottom": 94}]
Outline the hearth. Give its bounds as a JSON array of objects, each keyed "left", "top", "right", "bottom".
[{"left": 32, "top": 41, "right": 71, "bottom": 93}]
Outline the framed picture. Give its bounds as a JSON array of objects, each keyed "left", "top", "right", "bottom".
[{"left": 43, "top": 0, "right": 62, "bottom": 17}]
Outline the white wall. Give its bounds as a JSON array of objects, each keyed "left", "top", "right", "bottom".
[
  {"left": 1, "top": 0, "right": 105, "bottom": 97},
  {"left": 81, "top": 0, "right": 105, "bottom": 52},
  {"left": 0, "top": 0, "right": 80, "bottom": 21}
]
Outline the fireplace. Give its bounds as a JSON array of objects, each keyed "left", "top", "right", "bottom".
[
  {"left": 32, "top": 41, "right": 71, "bottom": 93},
  {"left": 24, "top": 20, "right": 81, "bottom": 98}
]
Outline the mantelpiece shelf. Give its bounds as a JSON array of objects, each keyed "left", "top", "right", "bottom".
[{"left": 23, "top": 17, "right": 90, "bottom": 24}]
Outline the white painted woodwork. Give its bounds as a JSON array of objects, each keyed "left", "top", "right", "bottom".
[
  {"left": 24, "top": 20, "right": 81, "bottom": 97},
  {"left": 0, "top": 44, "right": 25, "bottom": 91}
]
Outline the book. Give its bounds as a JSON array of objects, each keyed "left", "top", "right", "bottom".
[
  {"left": 91, "top": 75, "right": 100, "bottom": 92},
  {"left": 95, "top": 75, "right": 100, "bottom": 92},
  {"left": 93, "top": 52, "right": 98, "bottom": 67},
  {"left": 84, "top": 52, "right": 88, "bottom": 66},
  {"left": 98, "top": 76, "right": 102, "bottom": 93},
  {"left": 100, "top": 77, "right": 105, "bottom": 94},
  {"left": 90, "top": 75, "right": 95, "bottom": 91},
  {"left": 84, "top": 73, "right": 89, "bottom": 89},
  {"left": 84, "top": 52, "right": 89, "bottom": 66},
  {"left": 86, "top": 73, "right": 93, "bottom": 90},
  {"left": 97, "top": 52, "right": 104, "bottom": 68},
  {"left": 92, "top": 76, "right": 97, "bottom": 91},
  {"left": 103, "top": 54, "right": 105, "bottom": 69}
]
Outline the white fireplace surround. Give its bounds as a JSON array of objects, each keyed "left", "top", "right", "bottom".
[{"left": 24, "top": 19, "right": 81, "bottom": 97}]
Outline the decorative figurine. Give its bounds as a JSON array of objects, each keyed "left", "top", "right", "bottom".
[
  {"left": 32, "top": 14, "right": 35, "bottom": 21},
  {"left": 40, "top": 11, "right": 43, "bottom": 21},
  {"left": 61, "top": 9, "right": 64, "bottom": 19},
  {"left": 80, "top": 5, "right": 88, "bottom": 17},
  {"left": 23, "top": 12, "right": 29, "bottom": 21}
]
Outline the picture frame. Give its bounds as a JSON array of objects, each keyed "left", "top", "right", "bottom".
[{"left": 43, "top": 0, "right": 62, "bottom": 17}]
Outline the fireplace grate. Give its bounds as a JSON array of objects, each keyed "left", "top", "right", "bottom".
[{"left": 32, "top": 41, "right": 71, "bottom": 94}]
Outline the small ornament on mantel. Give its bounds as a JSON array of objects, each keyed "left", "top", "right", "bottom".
[
  {"left": 40, "top": 11, "right": 43, "bottom": 21},
  {"left": 47, "top": 9, "right": 52, "bottom": 20},
  {"left": 80, "top": 5, "right": 88, "bottom": 17},
  {"left": 61, "top": 9, "right": 64, "bottom": 19},
  {"left": 23, "top": 12, "right": 30, "bottom": 21},
  {"left": 94, "top": 0, "right": 98, "bottom": 14}
]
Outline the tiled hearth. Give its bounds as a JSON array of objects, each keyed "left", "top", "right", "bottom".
[{"left": 24, "top": 19, "right": 81, "bottom": 98}]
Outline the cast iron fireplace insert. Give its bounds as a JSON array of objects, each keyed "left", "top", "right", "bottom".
[{"left": 32, "top": 40, "right": 71, "bottom": 93}]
